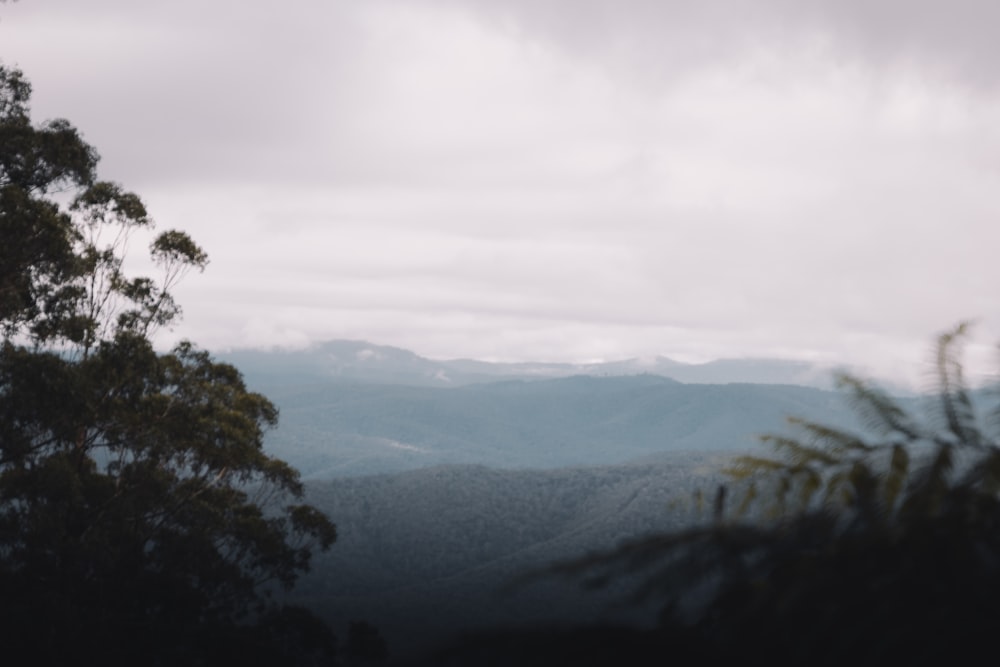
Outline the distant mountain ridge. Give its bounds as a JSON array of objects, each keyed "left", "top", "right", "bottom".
[
  {"left": 258, "top": 373, "right": 864, "bottom": 478},
  {"left": 219, "top": 339, "right": 840, "bottom": 389},
  {"left": 215, "top": 341, "right": 891, "bottom": 479}
]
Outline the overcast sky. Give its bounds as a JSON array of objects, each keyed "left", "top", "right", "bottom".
[{"left": 3, "top": 0, "right": 999, "bottom": 386}]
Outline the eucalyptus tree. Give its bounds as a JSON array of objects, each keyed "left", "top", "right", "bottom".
[{"left": 0, "top": 64, "right": 337, "bottom": 665}]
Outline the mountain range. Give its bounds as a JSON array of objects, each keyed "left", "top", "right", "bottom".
[
  {"left": 218, "top": 339, "right": 844, "bottom": 389},
  {"left": 213, "top": 339, "right": 925, "bottom": 660},
  {"left": 211, "top": 340, "right": 906, "bottom": 479}
]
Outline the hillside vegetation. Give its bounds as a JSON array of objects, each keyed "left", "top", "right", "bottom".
[
  {"left": 290, "top": 456, "right": 725, "bottom": 658},
  {"left": 260, "top": 374, "right": 864, "bottom": 477}
]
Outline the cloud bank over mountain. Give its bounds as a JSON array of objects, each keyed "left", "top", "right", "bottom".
[{"left": 4, "top": 1, "right": 999, "bottom": 388}]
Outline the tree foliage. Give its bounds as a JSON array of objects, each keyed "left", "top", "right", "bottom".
[
  {"left": 0, "top": 64, "right": 337, "bottom": 665},
  {"left": 545, "top": 323, "right": 1000, "bottom": 664}
]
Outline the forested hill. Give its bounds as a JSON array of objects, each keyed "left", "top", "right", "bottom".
[
  {"left": 233, "top": 343, "right": 916, "bottom": 660},
  {"left": 260, "top": 374, "right": 863, "bottom": 478},
  {"left": 294, "top": 457, "right": 725, "bottom": 659}
]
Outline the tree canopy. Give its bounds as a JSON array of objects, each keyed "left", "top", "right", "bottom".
[{"left": 0, "top": 64, "right": 337, "bottom": 665}]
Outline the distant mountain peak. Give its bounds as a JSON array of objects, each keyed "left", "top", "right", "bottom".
[{"left": 218, "top": 338, "right": 842, "bottom": 390}]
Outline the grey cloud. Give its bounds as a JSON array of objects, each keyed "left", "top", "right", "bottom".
[
  {"left": 5, "top": 0, "right": 999, "bottom": 387},
  {"left": 1, "top": 0, "right": 373, "bottom": 186},
  {"left": 427, "top": 0, "right": 1000, "bottom": 90}
]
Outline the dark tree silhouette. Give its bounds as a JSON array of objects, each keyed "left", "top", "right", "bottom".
[{"left": 0, "top": 64, "right": 337, "bottom": 665}]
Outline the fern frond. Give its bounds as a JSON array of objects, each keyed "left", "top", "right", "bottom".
[
  {"left": 763, "top": 433, "right": 840, "bottom": 467},
  {"left": 901, "top": 443, "right": 954, "bottom": 518},
  {"left": 796, "top": 467, "right": 822, "bottom": 510},
  {"left": 847, "top": 460, "right": 879, "bottom": 516},
  {"left": 823, "top": 469, "right": 852, "bottom": 508},
  {"left": 835, "top": 373, "right": 921, "bottom": 440},
  {"left": 725, "top": 455, "right": 790, "bottom": 480},
  {"left": 882, "top": 444, "right": 909, "bottom": 514},
  {"left": 785, "top": 417, "right": 876, "bottom": 455},
  {"left": 934, "top": 322, "right": 984, "bottom": 449}
]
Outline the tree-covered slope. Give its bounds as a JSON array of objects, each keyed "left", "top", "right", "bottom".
[
  {"left": 262, "top": 375, "right": 864, "bottom": 477},
  {"left": 291, "top": 456, "right": 726, "bottom": 658}
]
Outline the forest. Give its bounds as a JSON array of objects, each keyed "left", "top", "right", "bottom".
[{"left": 5, "top": 44, "right": 1000, "bottom": 667}]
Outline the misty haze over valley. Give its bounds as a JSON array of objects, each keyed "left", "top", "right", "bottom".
[{"left": 215, "top": 339, "right": 895, "bottom": 658}]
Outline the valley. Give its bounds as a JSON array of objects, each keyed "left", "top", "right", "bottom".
[{"left": 226, "top": 341, "right": 890, "bottom": 660}]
